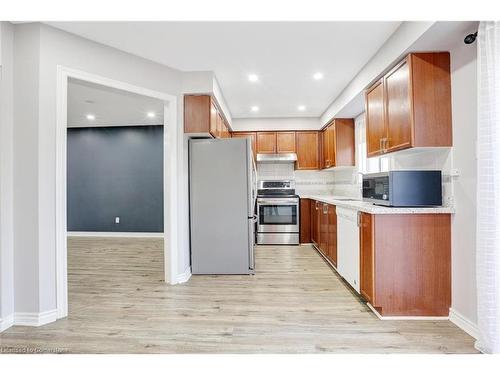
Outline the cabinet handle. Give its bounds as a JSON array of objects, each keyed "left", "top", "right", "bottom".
[
  {"left": 323, "top": 204, "right": 328, "bottom": 214},
  {"left": 357, "top": 212, "right": 361, "bottom": 227}
]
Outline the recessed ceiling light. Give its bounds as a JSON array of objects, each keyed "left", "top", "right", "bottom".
[
  {"left": 248, "top": 74, "right": 259, "bottom": 82},
  {"left": 313, "top": 72, "right": 324, "bottom": 80},
  {"left": 250, "top": 106, "right": 259, "bottom": 112},
  {"left": 147, "top": 112, "right": 156, "bottom": 118},
  {"left": 86, "top": 114, "right": 95, "bottom": 120},
  {"left": 298, "top": 105, "right": 306, "bottom": 111}
]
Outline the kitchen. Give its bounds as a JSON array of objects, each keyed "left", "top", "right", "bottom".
[
  {"left": 0, "top": 18, "right": 491, "bottom": 356},
  {"left": 185, "top": 51, "right": 455, "bottom": 319}
]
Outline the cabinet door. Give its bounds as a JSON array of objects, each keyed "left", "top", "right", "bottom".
[
  {"left": 232, "top": 132, "right": 257, "bottom": 159},
  {"left": 296, "top": 131, "right": 319, "bottom": 170},
  {"left": 365, "top": 80, "right": 386, "bottom": 157},
  {"left": 311, "top": 201, "right": 320, "bottom": 245},
  {"left": 256, "top": 132, "right": 277, "bottom": 153},
  {"left": 334, "top": 119, "right": 355, "bottom": 167},
  {"left": 210, "top": 102, "right": 218, "bottom": 137},
  {"left": 319, "top": 203, "right": 329, "bottom": 256},
  {"left": 384, "top": 58, "right": 412, "bottom": 152},
  {"left": 328, "top": 205, "right": 337, "bottom": 266},
  {"left": 277, "top": 132, "right": 296, "bottom": 153},
  {"left": 300, "top": 199, "right": 311, "bottom": 243},
  {"left": 322, "top": 127, "right": 331, "bottom": 168},
  {"left": 360, "top": 212, "right": 374, "bottom": 304}
]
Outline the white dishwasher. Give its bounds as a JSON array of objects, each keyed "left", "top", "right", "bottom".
[{"left": 336, "top": 207, "right": 360, "bottom": 293}]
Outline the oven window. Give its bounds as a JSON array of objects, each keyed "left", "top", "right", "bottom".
[{"left": 259, "top": 205, "right": 297, "bottom": 225}]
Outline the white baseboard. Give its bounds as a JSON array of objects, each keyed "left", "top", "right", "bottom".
[
  {"left": 175, "top": 267, "right": 192, "bottom": 284},
  {"left": 449, "top": 308, "right": 479, "bottom": 339},
  {"left": 367, "top": 303, "right": 449, "bottom": 320},
  {"left": 0, "top": 314, "right": 14, "bottom": 332},
  {"left": 13, "top": 309, "right": 58, "bottom": 327},
  {"left": 0, "top": 309, "right": 58, "bottom": 331},
  {"left": 67, "top": 231, "right": 164, "bottom": 238}
]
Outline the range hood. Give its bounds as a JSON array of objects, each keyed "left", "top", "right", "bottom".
[{"left": 256, "top": 153, "right": 297, "bottom": 163}]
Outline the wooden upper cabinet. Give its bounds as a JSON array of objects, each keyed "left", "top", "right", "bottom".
[
  {"left": 256, "top": 132, "right": 277, "bottom": 154},
  {"left": 232, "top": 132, "right": 257, "bottom": 159},
  {"left": 335, "top": 119, "right": 355, "bottom": 166},
  {"left": 384, "top": 58, "right": 412, "bottom": 152},
  {"left": 365, "top": 52, "right": 452, "bottom": 157},
  {"left": 359, "top": 212, "right": 374, "bottom": 304},
  {"left": 322, "top": 125, "right": 333, "bottom": 168},
  {"left": 209, "top": 102, "right": 218, "bottom": 137},
  {"left": 276, "top": 132, "right": 296, "bottom": 153},
  {"left": 365, "top": 80, "right": 386, "bottom": 157},
  {"left": 184, "top": 94, "right": 231, "bottom": 139},
  {"left": 321, "top": 119, "right": 354, "bottom": 168},
  {"left": 295, "top": 131, "right": 319, "bottom": 170}
]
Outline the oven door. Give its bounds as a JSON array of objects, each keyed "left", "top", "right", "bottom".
[{"left": 257, "top": 198, "right": 299, "bottom": 233}]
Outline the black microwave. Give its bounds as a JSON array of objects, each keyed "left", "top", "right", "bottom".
[{"left": 362, "top": 171, "right": 442, "bottom": 207}]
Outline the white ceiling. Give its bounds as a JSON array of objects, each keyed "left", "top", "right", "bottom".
[
  {"left": 49, "top": 22, "right": 401, "bottom": 119},
  {"left": 67, "top": 78, "right": 164, "bottom": 128}
]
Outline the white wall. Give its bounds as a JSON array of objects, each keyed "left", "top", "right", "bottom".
[
  {"left": 0, "top": 22, "right": 15, "bottom": 327},
  {"left": 449, "top": 33, "right": 478, "bottom": 329},
  {"left": 9, "top": 22, "right": 193, "bottom": 318},
  {"left": 320, "top": 22, "right": 434, "bottom": 126},
  {"left": 232, "top": 117, "right": 320, "bottom": 131}
]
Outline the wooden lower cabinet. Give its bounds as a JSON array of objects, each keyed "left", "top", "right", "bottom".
[
  {"left": 300, "top": 199, "right": 311, "bottom": 243},
  {"left": 311, "top": 200, "right": 321, "bottom": 246},
  {"left": 360, "top": 213, "right": 451, "bottom": 317},
  {"left": 327, "top": 205, "right": 337, "bottom": 267},
  {"left": 310, "top": 201, "right": 337, "bottom": 267}
]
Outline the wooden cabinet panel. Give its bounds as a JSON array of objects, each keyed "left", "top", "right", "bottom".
[
  {"left": 322, "top": 125, "right": 333, "bottom": 168},
  {"left": 334, "top": 119, "right": 355, "bottom": 166},
  {"left": 256, "top": 132, "right": 277, "bottom": 154},
  {"left": 410, "top": 52, "right": 452, "bottom": 147},
  {"left": 277, "top": 132, "right": 296, "bottom": 153},
  {"left": 360, "top": 212, "right": 374, "bottom": 304},
  {"left": 300, "top": 199, "right": 311, "bottom": 243},
  {"left": 319, "top": 203, "right": 329, "bottom": 255},
  {"left": 384, "top": 58, "right": 412, "bottom": 152},
  {"left": 327, "top": 205, "right": 337, "bottom": 266},
  {"left": 184, "top": 95, "right": 211, "bottom": 134},
  {"left": 365, "top": 80, "right": 386, "bottom": 157},
  {"left": 209, "top": 102, "right": 218, "bottom": 137},
  {"left": 373, "top": 214, "right": 451, "bottom": 316},
  {"left": 311, "top": 200, "right": 320, "bottom": 245},
  {"left": 296, "top": 131, "right": 319, "bottom": 170},
  {"left": 232, "top": 132, "right": 257, "bottom": 159}
]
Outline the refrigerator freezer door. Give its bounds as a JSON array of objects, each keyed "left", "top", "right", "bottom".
[{"left": 190, "top": 138, "right": 252, "bottom": 274}]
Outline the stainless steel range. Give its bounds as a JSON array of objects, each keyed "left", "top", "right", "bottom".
[{"left": 256, "top": 180, "right": 300, "bottom": 245}]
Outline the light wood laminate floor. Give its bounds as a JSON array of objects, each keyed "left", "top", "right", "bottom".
[{"left": 0, "top": 237, "right": 477, "bottom": 353}]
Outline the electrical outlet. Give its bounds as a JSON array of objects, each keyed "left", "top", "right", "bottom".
[{"left": 115, "top": 216, "right": 120, "bottom": 224}]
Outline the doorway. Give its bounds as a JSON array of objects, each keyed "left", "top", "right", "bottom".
[{"left": 55, "top": 67, "right": 178, "bottom": 319}]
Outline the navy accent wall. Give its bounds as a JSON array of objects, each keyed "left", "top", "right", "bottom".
[{"left": 67, "top": 125, "right": 163, "bottom": 232}]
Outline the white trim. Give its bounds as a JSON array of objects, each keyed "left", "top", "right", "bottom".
[
  {"left": 175, "top": 267, "right": 192, "bottom": 284},
  {"left": 0, "top": 314, "right": 14, "bottom": 332},
  {"left": 449, "top": 308, "right": 479, "bottom": 339},
  {"left": 367, "top": 303, "right": 450, "bottom": 320},
  {"left": 67, "top": 231, "right": 164, "bottom": 238},
  {"left": 12, "top": 309, "right": 58, "bottom": 327},
  {"left": 55, "top": 66, "right": 179, "bottom": 321}
]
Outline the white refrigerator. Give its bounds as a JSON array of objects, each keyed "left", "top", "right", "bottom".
[{"left": 189, "top": 138, "right": 256, "bottom": 274}]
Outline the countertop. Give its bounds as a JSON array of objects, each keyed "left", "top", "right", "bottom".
[{"left": 299, "top": 194, "right": 455, "bottom": 215}]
